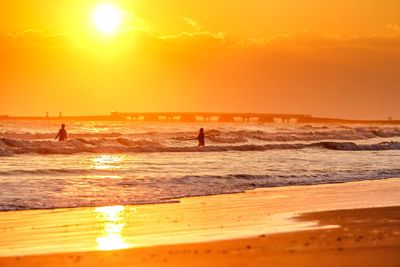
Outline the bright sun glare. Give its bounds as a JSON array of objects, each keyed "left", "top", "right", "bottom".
[{"left": 92, "top": 4, "right": 123, "bottom": 34}]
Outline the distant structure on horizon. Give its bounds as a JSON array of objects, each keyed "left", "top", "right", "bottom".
[
  {"left": 0, "top": 112, "right": 398, "bottom": 124},
  {"left": 109, "top": 112, "right": 310, "bottom": 123}
]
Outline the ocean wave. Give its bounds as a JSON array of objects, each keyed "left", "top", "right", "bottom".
[
  {"left": 225, "top": 127, "right": 400, "bottom": 142},
  {"left": 0, "top": 168, "right": 127, "bottom": 176},
  {"left": 2, "top": 172, "right": 400, "bottom": 211},
  {"left": 2, "top": 126, "right": 400, "bottom": 143},
  {"left": 1, "top": 137, "right": 400, "bottom": 156}
]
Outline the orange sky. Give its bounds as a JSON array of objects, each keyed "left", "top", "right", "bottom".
[{"left": 0, "top": 0, "right": 399, "bottom": 119}]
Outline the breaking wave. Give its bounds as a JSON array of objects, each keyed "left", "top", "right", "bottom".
[
  {"left": 1, "top": 137, "right": 400, "bottom": 156},
  {"left": 2, "top": 126, "right": 400, "bottom": 143}
]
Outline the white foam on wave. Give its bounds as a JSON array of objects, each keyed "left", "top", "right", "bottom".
[
  {"left": 1, "top": 137, "right": 400, "bottom": 156},
  {"left": 2, "top": 126, "right": 400, "bottom": 143}
]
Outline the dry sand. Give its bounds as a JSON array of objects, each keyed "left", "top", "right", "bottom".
[{"left": 0, "top": 179, "right": 400, "bottom": 266}]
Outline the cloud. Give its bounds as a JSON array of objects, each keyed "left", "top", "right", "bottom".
[
  {"left": 0, "top": 28, "right": 227, "bottom": 59},
  {"left": 160, "top": 31, "right": 225, "bottom": 45},
  {"left": 182, "top": 17, "right": 203, "bottom": 31},
  {"left": 155, "top": 17, "right": 225, "bottom": 50},
  {"left": 2, "top": 25, "right": 400, "bottom": 59},
  {"left": 6, "top": 29, "right": 70, "bottom": 48},
  {"left": 235, "top": 31, "right": 400, "bottom": 55}
]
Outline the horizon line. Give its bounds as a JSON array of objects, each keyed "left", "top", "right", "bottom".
[{"left": 0, "top": 112, "right": 398, "bottom": 124}]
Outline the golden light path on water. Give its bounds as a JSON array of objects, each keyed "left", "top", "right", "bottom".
[
  {"left": 91, "top": 156, "right": 132, "bottom": 250},
  {"left": 90, "top": 155, "right": 125, "bottom": 179},
  {"left": 95, "top": 206, "right": 133, "bottom": 251},
  {"left": 92, "top": 155, "right": 124, "bottom": 170}
]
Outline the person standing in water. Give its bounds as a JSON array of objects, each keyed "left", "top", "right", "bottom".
[
  {"left": 198, "top": 128, "right": 205, "bottom": 147},
  {"left": 55, "top": 124, "right": 68, "bottom": 142}
]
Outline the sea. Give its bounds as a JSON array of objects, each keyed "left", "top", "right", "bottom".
[{"left": 1, "top": 120, "right": 400, "bottom": 211}]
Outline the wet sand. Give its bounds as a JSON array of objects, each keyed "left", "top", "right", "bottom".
[
  {"left": 0, "top": 179, "right": 400, "bottom": 266},
  {"left": 1, "top": 206, "right": 399, "bottom": 267}
]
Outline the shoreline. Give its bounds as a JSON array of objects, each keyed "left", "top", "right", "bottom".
[
  {"left": 1, "top": 176, "right": 399, "bottom": 213},
  {"left": 0, "top": 178, "right": 399, "bottom": 259}
]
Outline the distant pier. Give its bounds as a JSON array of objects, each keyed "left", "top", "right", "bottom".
[
  {"left": 0, "top": 112, "right": 399, "bottom": 124},
  {"left": 110, "top": 112, "right": 312, "bottom": 123}
]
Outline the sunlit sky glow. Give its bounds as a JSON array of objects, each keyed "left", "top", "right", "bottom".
[
  {"left": 0, "top": 0, "right": 399, "bottom": 119},
  {"left": 92, "top": 4, "right": 123, "bottom": 34}
]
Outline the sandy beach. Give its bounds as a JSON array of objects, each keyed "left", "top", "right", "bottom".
[
  {"left": 0, "top": 178, "right": 399, "bottom": 266},
  {"left": 1, "top": 206, "right": 399, "bottom": 267}
]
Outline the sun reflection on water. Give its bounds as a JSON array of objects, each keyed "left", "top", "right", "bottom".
[
  {"left": 95, "top": 206, "right": 133, "bottom": 251},
  {"left": 92, "top": 155, "right": 124, "bottom": 170},
  {"left": 90, "top": 155, "right": 124, "bottom": 179}
]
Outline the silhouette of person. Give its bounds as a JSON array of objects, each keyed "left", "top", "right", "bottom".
[
  {"left": 198, "top": 128, "right": 205, "bottom": 147},
  {"left": 55, "top": 124, "right": 68, "bottom": 142}
]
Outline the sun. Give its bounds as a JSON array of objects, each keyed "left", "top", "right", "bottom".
[{"left": 92, "top": 4, "right": 123, "bottom": 34}]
